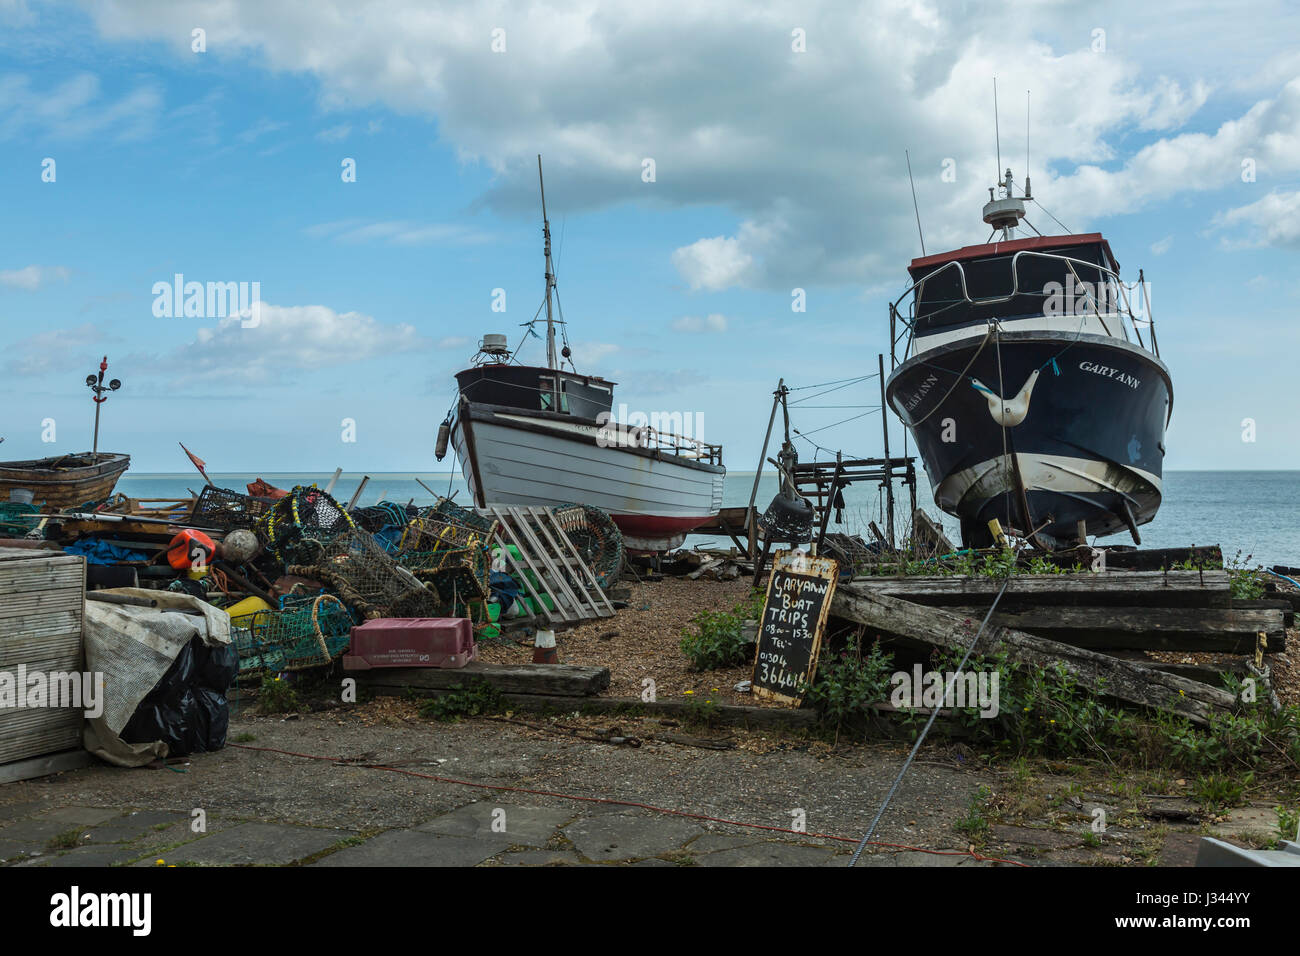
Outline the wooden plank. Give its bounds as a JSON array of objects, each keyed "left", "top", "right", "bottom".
[
  {"left": 911, "top": 509, "right": 955, "bottom": 555},
  {"left": 540, "top": 509, "right": 616, "bottom": 616},
  {"left": 830, "top": 584, "right": 1236, "bottom": 725},
  {"left": 851, "top": 570, "right": 1231, "bottom": 608},
  {"left": 945, "top": 605, "right": 1286, "bottom": 653},
  {"left": 489, "top": 507, "right": 572, "bottom": 624},
  {"left": 1043, "top": 545, "right": 1224, "bottom": 572},
  {"left": 523, "top": 507, "right": 604, "bottom": 618},
  {"left": 0, "top": 748, "right": 92, "bottom": 785},
  {"left": 352, "top": 661, "right": 610, "bottom": 697}
]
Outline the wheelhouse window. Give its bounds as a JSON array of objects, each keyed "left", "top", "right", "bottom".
[
  {"left": 538, "top": 377, "right": 568, "bottom": 413},
  {"left": 911, "top": 243, "right": 1113, "bottom": 334}
]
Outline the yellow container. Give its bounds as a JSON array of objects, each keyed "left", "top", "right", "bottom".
[{"left": 226, "top": 595, "right": 272, "bottom": 629}]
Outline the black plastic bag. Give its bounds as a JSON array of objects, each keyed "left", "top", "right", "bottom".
[{"left": 121, "top": 637, "right": 234, "bottom": 757}]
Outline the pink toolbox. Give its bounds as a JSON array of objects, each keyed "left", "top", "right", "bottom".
[{"left": 342, "top": 618, "right": 477, "bottom": 670}]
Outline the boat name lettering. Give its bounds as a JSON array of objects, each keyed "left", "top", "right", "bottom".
[
  {"left": 905, "top": 374, "right": 940, "bottom": 411},
  {"left": 1078, "top": 361, "right": 1140, "bottom": 390}
]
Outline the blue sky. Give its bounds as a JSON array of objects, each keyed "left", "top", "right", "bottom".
[{"left": 2, "top": 0, "right": 1299, "bottom": 474}]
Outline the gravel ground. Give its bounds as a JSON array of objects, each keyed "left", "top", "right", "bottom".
[{"left": 477, "top": 576, "right": 764, "bottom": 706}]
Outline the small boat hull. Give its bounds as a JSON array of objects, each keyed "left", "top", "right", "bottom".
[
  {"left": 886, "top": 331, "right": 1172, "bottom": 546},
  {"left": 0, "top": 453, "right": 131, "bottom": 511},
  {"left": 452, "top": 403, "right": 725, "bottom": 551}
]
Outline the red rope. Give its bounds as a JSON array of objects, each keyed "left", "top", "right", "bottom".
[{"left": 229, "top": 743, "right": 1028, "bottom": 866}]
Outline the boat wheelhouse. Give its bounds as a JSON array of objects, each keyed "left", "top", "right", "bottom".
[{"left": 885, "top": 169, "right": 1172, "bottom": 549}]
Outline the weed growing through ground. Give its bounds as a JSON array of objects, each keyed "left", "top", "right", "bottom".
[
  {"left": 679, "top": 589, "right": 764, "bottom": 670},
  {"left": 419, "top": 680, "right": 504, "bottom": 721},
  {"left": 258, "top": 673, "right": 300, "bottom": 714}
]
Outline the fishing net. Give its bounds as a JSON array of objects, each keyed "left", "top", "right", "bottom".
[
  {"left": 190, "top": 485, "right": 272, "bottom": 530},
  {"left": 286, "top": 529, "right": 442, "bottom": 620},
  {"left": 0, "top": 502, "right": 40, "bottom": 537},
  {"left": 232, "top": 594, "right": 355, "bottom": 673},
  {"left": 424, "top": 497, "right": 496, "bottom": 535},
  {"left": 351, "top": 501, "right": 415, "bottom": 534},
  {"left": 258, "top": 486, "right": 357, "bottom": 565},
  {"left": 395, "top": 514, "right": 495, "bottom": 607}
]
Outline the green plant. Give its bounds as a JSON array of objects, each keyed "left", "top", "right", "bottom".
[
  {"left": 806, "top": 636, "right": 895, "bottom": 737},
  {"left": 1226, "top": 549, "right": 1266, "bottom": 600},
  {"left": 419, "top": 680, "right": 504, "bottom": 721},
  {"left": 1194, "top": 773, "right": 1251, "bottom": 811},
  {"left": 1275, "top": 805, "right": 1300, "bottom": 843},
  {"left": 258, "top": 673, "right": 301, "bottom": 714},
  {"left": 48, "top": 829, "right": 85, "bottom": 851},
  {"left": 954, "top": 786, "right": 992, "bottom": 845},
  {"left": 682, "top": 690, "right": 722, "bottom": 728},
  {"left": 679, "top": 590, "right": 763, "bottom": 670},
  {"left": 231, "top": 732, "right": 257, "bottom": 743}
]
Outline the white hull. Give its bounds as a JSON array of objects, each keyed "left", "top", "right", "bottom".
[{"left": 452, "top": 405, "right": 725, "bottom": 549}]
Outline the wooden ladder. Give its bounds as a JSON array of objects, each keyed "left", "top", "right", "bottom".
[{"left": 483, "top": 505, "right": 616, "bottom": 624}]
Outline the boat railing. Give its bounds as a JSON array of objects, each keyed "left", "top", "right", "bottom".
[
  {"left": 888, "top": 250, "right": 1158, "bottom": 364},
  {"left": 601, "top": 421, "right": 722, "bottom": 465}
]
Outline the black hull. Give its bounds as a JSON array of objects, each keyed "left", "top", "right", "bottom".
[{"left": 886, "top": 331, "right": 1172, "bottom": 547}]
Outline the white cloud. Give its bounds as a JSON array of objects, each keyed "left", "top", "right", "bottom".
[
  {"left": 671, "top": 313, "right": 728, "bottom": 333},
  {"left": 77, "top": 1, "right": 1300, "bottom": 282},
  {"left": 304, "top": 219, "right": 494, "bottom": 245},
  {"left": 316, "top": 122, "right": 351, "bottom": 142},
  {"left": 0, "top": 72, "right": 160, "bottom": 142},
  {"left": 3, "top": 322, "right": 112, "bottom": 376},
  {"left": 0, "top": 264, "right": 71, "bottom": 290},
  {"left": 1213, "top": 190, "right": 1300, "bottom": 248},
  {"left": 169, "top": 302, "right": 426, "bottom": 384},
  {"left": 672, "top": 237, "right": 753, "bottom": 292},
  {"left": 1150, "top": 236, "right": 1173, "bottom": 255}
]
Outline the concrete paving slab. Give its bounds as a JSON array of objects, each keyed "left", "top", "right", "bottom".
[
  {"left": 1158, "top": 831, "right": 1203, "bottom": 867},
  {"left": 563, "top": 813, "right": 704, "bottom": 862},
  {"left": 693, "top": 842, "right": 838, "bottom": 867},
  {"left": 497, "top": 849, "right": 584, "bottom": 866},
  {"left": 312, "top": 829, "right": 510, "bottom": 867},
  {"left": 146, "top": 822, "right": 355, "bottom": 866},
  {"left": 38, "top": 807, "right": 126, "bottom": 827},
  {"left": 84, "top": 810, "right": 188, "bottom": 844},
  {"left": 13, "top": 844, "right": 142, "bottom": 868},
  {"left": 415, "top": 802, "right": 573, "bottom": 847}
]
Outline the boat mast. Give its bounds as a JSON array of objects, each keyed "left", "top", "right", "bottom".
[{"left": 538, "top": 155, "right": 558, "bottom": 372}]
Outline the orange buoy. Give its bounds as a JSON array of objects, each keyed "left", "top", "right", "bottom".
[{"left": 168, "top": 529, "right": 216, "bottom": 571}]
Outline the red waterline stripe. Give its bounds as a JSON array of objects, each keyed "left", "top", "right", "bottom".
[{"left": 228, "top": 743, "right": 1028, "bottom": 867}]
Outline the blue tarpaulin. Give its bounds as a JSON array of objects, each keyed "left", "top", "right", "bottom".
[{"left": 65, "top": 538, "right": 149, "bottom": 565}]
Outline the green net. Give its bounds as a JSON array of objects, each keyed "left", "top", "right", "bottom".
[
  {"left": 233, "top": 594, "right": 356, "bottom": 673},
  {"left": 0, "top": 502, "right": 40, "bottom": 538}
]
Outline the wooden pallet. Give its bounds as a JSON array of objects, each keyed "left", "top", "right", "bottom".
[{"left": 482, "top": 505, "right": 615, "bottom": 624}]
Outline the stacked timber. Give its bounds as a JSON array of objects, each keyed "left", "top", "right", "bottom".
[
  {"left": 0, "top": 547, "right": 86, "bottom": 767},
  {"left": 830, "top": 570, "right": 1279, "bottom": 726}
]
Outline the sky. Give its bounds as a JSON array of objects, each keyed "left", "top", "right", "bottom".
[{"left": 1, "top": 0, "right": 1298, "bottom": 474}]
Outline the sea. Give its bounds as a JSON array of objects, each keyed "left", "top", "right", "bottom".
[{"left": 117, "top": 469, "right": 1300, "bottom": 569}]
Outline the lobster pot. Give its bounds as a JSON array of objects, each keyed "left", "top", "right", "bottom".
[{"left": 0, "top": 548, "right": 85, "bottom": 766}]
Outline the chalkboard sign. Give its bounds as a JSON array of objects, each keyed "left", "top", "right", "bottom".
[{"left": 751, "top": 550, "right": 839, "bottom": 706}]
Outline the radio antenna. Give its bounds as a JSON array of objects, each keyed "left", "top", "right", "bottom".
[
  {"left": 905, "top": 149, "right": 926, "bottom": 256},
  {"left": 1025, "top": 89, "right": 1031, "bottom": 198},
  {"left": 993, "top": 76, "right": 1002, "bottom": 191}
]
